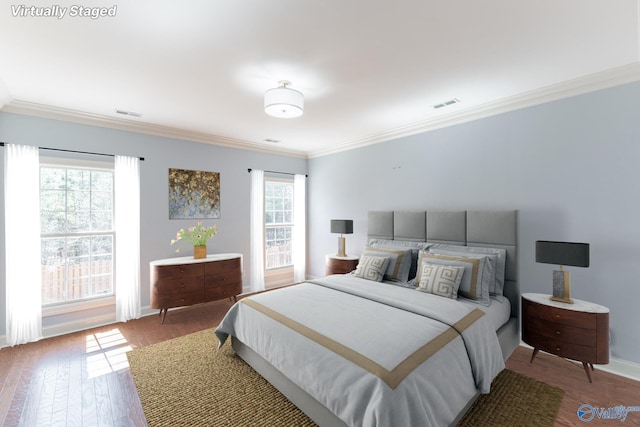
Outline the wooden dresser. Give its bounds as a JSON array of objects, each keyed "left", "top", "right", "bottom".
[
  {"left": 522, "top": 292, "right": 609, "bottom": 382},
  {"left": 150, "top": 253, "right": 242, "bottom": 323}
]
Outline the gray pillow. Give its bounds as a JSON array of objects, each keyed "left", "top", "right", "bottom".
[
  {"left": 429, "top": 244, "right": 506, "bottom": 295},
  {"left": 368, "top": 239, "right": 432, "bottom": 280},
  {"left": 362, "top": 246, "right": 413, "bottom": 282}
]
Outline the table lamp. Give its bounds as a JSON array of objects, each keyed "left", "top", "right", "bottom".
[
  {"left": 331, "top": 219, "right": 353, "bottom": 257},
  {"left": 535, "top": 240, "right": 590, "bottom": 304}
]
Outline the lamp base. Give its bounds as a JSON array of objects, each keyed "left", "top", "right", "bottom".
[
  {"left": 336, "top": 236, "right": 347, "bottom": 257},
  {"left": 550, "top": 270, "right": 573, "bottom": 304}
]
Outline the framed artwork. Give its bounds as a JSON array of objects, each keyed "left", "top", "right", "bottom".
[{"left": 169, "top": 168, "right": 220, "bottom": 219}]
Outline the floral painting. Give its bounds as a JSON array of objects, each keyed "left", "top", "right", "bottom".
[{"left": 169, "top": 168, "right": 221, "bottom": 219}]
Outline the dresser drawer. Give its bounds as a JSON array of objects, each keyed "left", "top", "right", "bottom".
[
  {"left": 205, "top": 258, "right": 240, "bottom": 275},
  {"left": 525, "top": 316, "right": 596, "bottom": 346},
  {"left": 153, "top": 277, "right": 203, "bottom": 295},
  {"left": 205, "top": 281, "right": 242, "bottom": 301},
  {"left": 153, "top": 263, "right": 204, "bottom": 280},
  {"left": 523, "top": 298, "right": 596, "bottom": 329},
  {"left": 153, "top": 290, "right": 203, "bottom": 310}
]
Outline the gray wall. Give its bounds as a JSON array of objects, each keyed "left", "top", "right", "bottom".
[
  {"left": 0, "top": 112, "right": 307, "bottom": 335},
  {"left": 308, "top": 81, "right": 640, "bottom": 364}
]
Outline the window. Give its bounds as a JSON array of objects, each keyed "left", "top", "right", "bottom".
[
  {"left": 264, "top": 178, "right": 293, "bottom": 269},
  {"left": 40, "top": 160, "right": 114, "bottom": 305}
]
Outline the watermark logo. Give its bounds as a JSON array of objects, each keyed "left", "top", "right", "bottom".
[
  {"left": 11, "top": 5, "right": 118, "bottom": 19},
  {"left": 578, "top": 403, "right": 640, "bottom": 423}
]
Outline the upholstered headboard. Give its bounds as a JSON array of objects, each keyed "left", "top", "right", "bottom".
[{"left": 368, "top": 210, "right": 519, "bottom": 318}]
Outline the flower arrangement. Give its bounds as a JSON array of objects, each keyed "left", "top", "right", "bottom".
[{"left": 171, "top": 222, "right": 218, "bottom": 252}]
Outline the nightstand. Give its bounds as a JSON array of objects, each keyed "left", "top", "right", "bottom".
[
  {"left": 325, "top": 254, "right": 359, "bottom": 275},
  {"left": 522, "top": 293, "right": 609, "bottom": 382}
]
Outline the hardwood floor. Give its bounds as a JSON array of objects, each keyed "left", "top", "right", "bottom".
[{"left": 1, "top": 298, "right": 639, "bottom": 426}]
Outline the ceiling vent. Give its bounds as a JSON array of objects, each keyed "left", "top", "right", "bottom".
[
  {"left": 433, "top": 98, "right": 460, "bottom": 109},
  {"left": 115, "top": 109, "right": 142, "bottom": 117}
]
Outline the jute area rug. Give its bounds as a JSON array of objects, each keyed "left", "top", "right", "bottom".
[{"left": 127, "top": 328, "right": 564, "bottom": 427}]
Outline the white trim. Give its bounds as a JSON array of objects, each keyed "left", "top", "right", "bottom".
[
  {"left": 518, "top": 343, "right": 640, "bottom": 382},
  {"left": 43, "top": 296, "right": 115, "bottom": 317},
  {"left": 308, "top": 63, "right": 640, "bottom": 158},
  {"left": 0, "top": 305, "right": 156, "bottom": 349},
  {"left": 2, "top": 63, "right": 639, "bottom": 159},
  {"left": 1, "top": 100, "right": 307, "bottom": 159}
]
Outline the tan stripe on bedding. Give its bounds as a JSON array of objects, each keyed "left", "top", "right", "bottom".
[{"left": 241, "top": 298, "right": 484, "bottom": 389}]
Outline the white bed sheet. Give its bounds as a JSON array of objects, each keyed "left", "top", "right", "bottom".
[
  {"left": 459, "top": 295, "right": 511, "bottom": 332},
  {"left": 381, "top": 278, "right": 511, "bottom": 332}
]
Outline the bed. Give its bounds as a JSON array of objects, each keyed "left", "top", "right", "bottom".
[{"left": 216, "top": 210, "right": 518, "bottom": 427}]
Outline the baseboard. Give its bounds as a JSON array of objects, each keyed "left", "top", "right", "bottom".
[
  {"left": 518, "top": 343, "right": 640, "bottom": 382},
  {"left": 0, "top": 305, "right": 156, "bottom": 349}
]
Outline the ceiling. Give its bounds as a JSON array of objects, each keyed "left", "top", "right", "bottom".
[{"left": 1, "top": 1, "right": 639, "bottom": 158}]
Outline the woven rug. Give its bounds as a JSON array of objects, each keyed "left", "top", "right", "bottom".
[{"left": 127, "top": 328, "right": 564, "bottom": 427}]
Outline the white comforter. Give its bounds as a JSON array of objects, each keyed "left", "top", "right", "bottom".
[{"left": 215, "top": 275, "right": 504, "bottom": 427}]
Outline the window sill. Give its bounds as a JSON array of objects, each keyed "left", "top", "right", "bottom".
[{"left": 43, "top": 296, "right": 115, "bottom": 317}]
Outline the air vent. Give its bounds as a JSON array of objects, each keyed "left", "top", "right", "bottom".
[
  {"left": 115, "top": 109, "right": 142, "bottom": 117},
  {"left": 264, "top": 138, "right": 281, "bottom": 143},
  {"left": 433, "top": 98, "right": 460, "bottom": 109}
]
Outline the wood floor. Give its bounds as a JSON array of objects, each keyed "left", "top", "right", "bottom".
[{"left": 1, "top": 299, "right": 639, "bottom": 426}]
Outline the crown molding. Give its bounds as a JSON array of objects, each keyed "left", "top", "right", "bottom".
[
  {"left": 3, "top": 63, "right": 639, "bottom": 160},
  {"left": 0, "top": 100, "right": 308, "bottom": 159},
  {"left": 309, "top": 62, "right": 640, "bottom": 158}
]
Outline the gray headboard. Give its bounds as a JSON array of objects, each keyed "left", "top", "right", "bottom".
[{"left": 368, "top": 210, "right": 518, "bottom": 318}]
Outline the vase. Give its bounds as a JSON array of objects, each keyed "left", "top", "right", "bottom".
[{"left": 194, "top": 245, "right": 207, "bottom": 259}]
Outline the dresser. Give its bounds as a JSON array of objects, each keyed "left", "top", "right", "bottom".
[
  {"left": 521, "top": 293, "right": 609, "bottom": 382},
  {"left": 325, "top": 254, "right": 359, "bottom": 275},
  {"left": 150, "top": 253, "right": 242, "bottom": 323}
]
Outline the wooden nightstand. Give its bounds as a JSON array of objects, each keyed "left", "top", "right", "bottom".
[
  {"left": 522, "top": 293, "right": 609, "bottom": 382},
  {"left": 325, "top": 254, "right": 359, "bottom": 275}
]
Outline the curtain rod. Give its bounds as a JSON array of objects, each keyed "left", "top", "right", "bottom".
[
  {"left": 247, "top": 168, "right": 307, "bottom": 177},
  {"left": 0, "top": 142, "right": 145, "bottom": 161}
]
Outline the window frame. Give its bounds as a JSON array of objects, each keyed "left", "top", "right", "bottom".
[
  {"left": 264, "top": 175, "right": 295, "bottom": 270},
  {"left": 39, "top": 156, "right": 116, "bottom": 313}
]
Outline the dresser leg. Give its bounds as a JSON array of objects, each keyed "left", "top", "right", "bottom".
[
  {"left": 529, "top": 348, "right": 539, "bottom": 364},
  {"left": 160, "top": 308, "right": 168, "bottom": 324},
  {"left": 582, "top": 362, "right": 593, "bottom": 383}
]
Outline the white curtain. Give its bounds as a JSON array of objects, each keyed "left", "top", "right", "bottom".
[
  {"left": 292, "top": 174, "right": 306, "bottom": 283},
  {"left": 115, "top": 155, "right": 141, "bottom": 322},
  {"left": 249, "top": 169, "right": 265, "bottom": 293},
  {"left": 4, "top": 144, "right": 42, "bottom": 346}
]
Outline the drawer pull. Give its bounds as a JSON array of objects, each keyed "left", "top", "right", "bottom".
[
  {"left": 555, "top": 330, "right": 560, "bottom": 335},
  {"left": 555, "top": 314, "right": 560, "bottom": 319},
  {"left": 556, "top": 346, "right": 561, "bottom": 351}
]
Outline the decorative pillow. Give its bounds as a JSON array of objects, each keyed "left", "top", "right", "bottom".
[
  {"left": 353, "top": 255, "right": 390, "bottom": 282},
  {"left": 429, "top": 244, "right": 506, "bottom": 295},
  {"left": 415, "top": 262, "right": 465, "bottom": 299},
  {"left": 362, "top": 246, "right": 412, "bottom": 282},
  {"left": 369, "top": 239, "right": 432, "bottom": 280},
  {"left": 416, "top": 252, "right": 491, "bottom": 306}
]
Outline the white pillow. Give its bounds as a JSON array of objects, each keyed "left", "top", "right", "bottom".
[
  {"left": 353, "top": 255, "right": 390, "bottom": 282},
  {"left": 416, "top": 262, "right": 465, "bottom": 299},
  {"left": 417, "top": 251, "right": 491, "bottom": 306}
]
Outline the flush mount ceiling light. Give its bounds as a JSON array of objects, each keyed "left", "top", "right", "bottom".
[{"left": 264, "top": 80, "right": 304, "bottom": 118}]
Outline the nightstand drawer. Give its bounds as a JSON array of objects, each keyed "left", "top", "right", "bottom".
[
  {"left": 523, "top": 298, "right": 596, "bottom": 329},
  {"left": 524, "top": 316, "right": 596, "bottom": 346},
  {"left": 524, "top": 330, "right": 597, "bottom": 362}
]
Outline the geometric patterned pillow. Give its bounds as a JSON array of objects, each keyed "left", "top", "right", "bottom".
[
  {"left": 416, "top": 262, "right": 465, "bottom": 299},
  {"left": 353, "top": 255, "right": 390, "bottom": 282}
]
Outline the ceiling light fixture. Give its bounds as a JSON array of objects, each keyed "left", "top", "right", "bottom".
[{"left": 264, "top": 80, "right": 304, "bottom": 118}]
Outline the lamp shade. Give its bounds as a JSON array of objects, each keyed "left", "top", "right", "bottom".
[
  {"left": 535, "top": 240, "right": 590, "bottom": 267},
  {"left": 264, "top": 81, "right": 304, "bottom": 118},
  {"left": 331, "top": 219, "right": 353, "bottom": 234}
]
